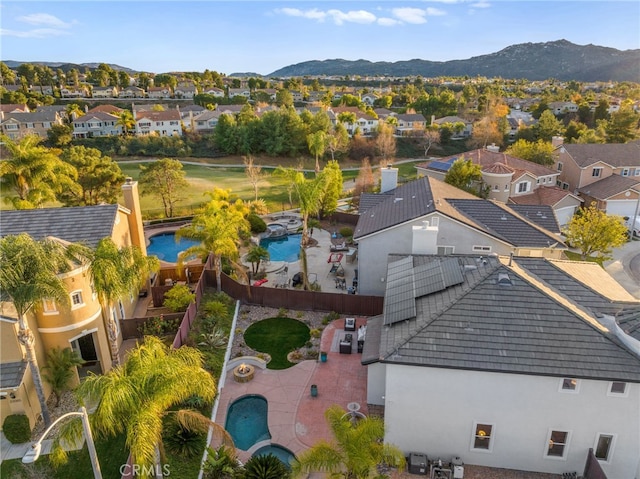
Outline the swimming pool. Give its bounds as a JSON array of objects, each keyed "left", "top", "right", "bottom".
[
  {"left": 225, "top": 395, "right": 271, "bottom": 451},
  {"left": 253, "top": 444, "right": 296, "bottom": 468},
  {"left": 259, "top": 234, "right": 302, "bottom": 263},
  {"left": 146, "top": 232, "right": 200, "bottom": 263}
]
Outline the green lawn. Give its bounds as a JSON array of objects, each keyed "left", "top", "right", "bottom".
[
  {"left": 0, "top": 432, "right": 128, "bottom": 479},
  {"left": 563, "top": 250, "right": 605, "bottom": 266},
  {"left": 244, "top": 317, "right": 311, "bottom": 369}
]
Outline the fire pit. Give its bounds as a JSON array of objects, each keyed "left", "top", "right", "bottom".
[{"left": 233, "top": 363, "right": 255, "bottom": 383}]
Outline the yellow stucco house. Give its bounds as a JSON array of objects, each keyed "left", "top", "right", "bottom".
[{"left": 0, "top": 180, "right": 147, "bottom": 429}]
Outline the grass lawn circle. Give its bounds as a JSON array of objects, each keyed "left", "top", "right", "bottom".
[{"left": 244, "top": 317, "right": 311, "bottom": 370}]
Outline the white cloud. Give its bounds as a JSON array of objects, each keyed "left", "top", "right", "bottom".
[
  {"left": 470, "top": 1, "right": 491, "bottom": 8},
  {"left": 425, "top": 7, "right": 447, "bottom": 16},
  {"left": 378, "top": 17, "right": 401, "bottom": 26},
  {"left": 277, "top": 8, "right": 327, "bottom": 21},
  {"left": 17, "top": 13, "right": 73, "bottom": 28},
  {"left": 326, "top": 9, "right": 377, "bottom": 25},
  {"left": 392, "top": 7, "right": 428, "bottom": 24},
  {"left": 0, "top": 28, "right": 71, "bottom": 38}
]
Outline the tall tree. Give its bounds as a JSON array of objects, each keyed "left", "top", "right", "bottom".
[
  {"left": 505, "top": 139, "right": 554, "bottom": 166},
  {"left": 71, "top": 336, "right": 230, "bottom": 473},
  {"left": 176, "top": 190, "right": 249, "bottom": 292},
  {"left": 604, "top": 105, "right": 640, "bottom": 143},
  {"left": 326, "top": 123, "right": 350, "bottom": 161},
  {"left": 318, "top": 160, "right": 343, "bottom": 218},
  {"left": 563, "top": 206, "right": 628, "bottom": 260},
  {"left": 88, "top": 238, "right": 160, "bottom": 366},
  {"left": 535, "top": 110, "right": 565, "bottom": 141},
  {"left": 0, "top": 61, "right": 16, "bottom": 85},
  {"left": 59, "top": 146, "right": 126, "bottom": 206},
  {"left": 42, "top": 347, "right": 85, "bottom": 407},
  {"left": 374, "top": 121, "right": 396, "bottom": 166},
  {"left": 0, "top": 134, "right": 77, "bottom": 209},
  {"left": 444, "top": 157, "right": 484, "bottom": 196},
  {"left": 116, "top": 109, "right": 136, "bottom": 136},
  {"left": 139, "top": 158, "right": 190, "bottom": 218},
  {"left": 244, "top": 156, "right": 265, "bottom": 201},
  {"left": 291, "top": 405, "right": 405, "bottom": 479},
  {"left": 307, "top": 130, "right": 326, "bottom": 173},
  {"left": 0, "top": 234, "right": 80, "bottom": 426}
]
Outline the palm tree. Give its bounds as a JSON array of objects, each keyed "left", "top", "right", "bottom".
[
  {"left": 65, "top": 103, "right": 83, "bottom": 122},
  {"left": 176, "top": 191, "right": 248, "bottom": 292},
  {"left": 42, "top": 347, "right": 85, "bottom": 407},
  {"left": 291, "top": 405, "right": 406, "bottom": 479},
  {"left": 246, "top": 246, "right": 269, "bottom": 276},
  {"left": 202, "top": 445, "right": 243, "bottom": 479},
  {"left": 274, "top": 167, "right": 328, "bottom": 290},
  {"left": 88, "top": 237, "right": 160, "bottom": 367},
  {"left": 0, "top": 234, "right": 80, "bottom": 426},
  {"left": 307, "top": 130, "right": 326, "bottom": 173},
  {"left": 68, "top": 336, "right": 232, "bottom": 473},
  {"left": 116, "top": 109, "right": 136, "bottom": 136},
  {"left": 244, "top": 454, "right": 291, "bottom": 479},
  {"left": 0, "top": 134, "right": 77, "bottom": 209}
]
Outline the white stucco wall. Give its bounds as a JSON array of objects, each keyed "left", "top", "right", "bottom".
[
  {"left": 367, "top": 362, "right": 386, "bottom": 406},
  {"left": 381, "top": 364, "right": 639, "bottom": 478}
]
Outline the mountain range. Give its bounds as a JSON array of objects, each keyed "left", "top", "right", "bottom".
[{"left": 267, "top": 40, "right": 640, "bottom": 82}]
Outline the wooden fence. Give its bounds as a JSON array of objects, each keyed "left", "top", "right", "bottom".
[{"left": 583, "top": 449, "right": 608, "bottom": 479}]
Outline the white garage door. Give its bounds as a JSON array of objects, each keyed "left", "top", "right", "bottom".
[{"left": 606, "top": 200, "right": 638, "bottom": 219}]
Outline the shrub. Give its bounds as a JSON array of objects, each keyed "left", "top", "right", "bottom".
[
  {"left": 163, "top": 284, "right": 195, "bottom": 312},
  {"left": 163, "top": 419, "right": 206, "bottom": 458},
  {"left": 41, "top": 347, "right": 84, "bottom": 406},
  {"left": 310, "top": 328, "right": 321, "bottom": 338},
  {"left": 139, "top": 315, "right": 181, "bottom": 337},
  {"left": 202, "top": 300, "right": 228, "bottom": 318},
  {"left": 278, "top": 307, "right": 289, "bottom": 317},
  {"left": 339, "top": 226, "right": 354, "bottom": 238},
  {"left": 199, "top": 326, "right": 228, "bottom": 350},
  {"left": 243, "top": 454, "right": 291, "bottom": 479},
  {"left": 3, "top": 414, "right": 31, "bottom": 444},
  {"left": 247, "top": 213, "right": 267, "bottom": 234}
]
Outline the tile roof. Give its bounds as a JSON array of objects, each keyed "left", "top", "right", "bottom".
[
  {"left": 509, "top": 186, "right": 582, "bottom": 208},
  {"left": 368, "top": 255, "right": 640, "bottom": 382},
  {"left": 2, "top": 111, "right": 60, "bottom": 123},
  {"left": 88, "top": 105, "right": 123, "bottom": 114},
  {"left": 0, "top": 361, "right": 27, "bottom": 389},
  {"left": 505, "top": 204, "right": 561, "bottom": 233},
  {"left": 560, "top": 143, "right": 640, "bottom": 168},
  {"left": 136, "top": 110, "right": 181, "bottom": 121},
  {"left": 482, "top": 162, "right": 515, "bottom": 175},
  {"left": 446, "top": 199, "right": 563, "bottom": 247},
  {"left": 75, "top": 112, "right": 119, "bottom": 122},
  {"left": 0, "top": 204, "right": 119, "bottom": 248},
  {"left": 0, "top": 104, "right": 29, "bottom": 113},
  {"left": 578, "top": 174, "right": 640, "bottom": 200},
  {"left": 445, "top": 148, "right": 558, "bottom": 178}
]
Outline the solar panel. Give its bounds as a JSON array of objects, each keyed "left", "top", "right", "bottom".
[{"left": 428, "top": 161, "right": 454, "bottom": 172}]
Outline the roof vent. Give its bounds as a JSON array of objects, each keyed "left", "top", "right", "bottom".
[
  {"left": 394, "top": 197, "right": 403, "bottom": 203},
  {"left": 498, "top": 273, "right": 512, "bottom": 286},
  {"left": 501, "top": 214, "right": 507, "bottom": 221}
]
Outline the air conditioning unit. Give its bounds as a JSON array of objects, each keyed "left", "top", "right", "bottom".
[{"left": 408, "top": 452, "right": 428, "bottom": 475}]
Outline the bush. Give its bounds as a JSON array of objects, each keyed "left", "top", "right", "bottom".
[
  {"left": 339, "top": 227, "right": 354, "bottom": 238},
  {"left": 163, "top": 284, "right": 195, "bottom": 312},
  {"left": 3, "top": 414, "right": 31, "bottom": 444},
  {"left": 163, "top": 420, "right": 206, "bottom": 458},
  {"left": 247, "top": 213, "right": 267, "bottom": 234},
  {"left": 139, "top": 315, "right": 181, "bottom": 337}
]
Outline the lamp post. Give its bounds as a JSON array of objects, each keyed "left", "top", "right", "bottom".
[{"left": 23, "top": 406, "right": 102, "bottom": 479}]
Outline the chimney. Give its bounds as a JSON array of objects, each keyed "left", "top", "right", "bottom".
[
  {"left": 380, "top": 166, "right": 399, "bottom": 193},
  {"left": 551, "top": 136, "right": 564, "bottom": 148},
  {"left": 486, "top": 143, "right": 500, "bottom": 153},
  {"left": 121, "top": 178, "right": 147, "bottom": 256}
]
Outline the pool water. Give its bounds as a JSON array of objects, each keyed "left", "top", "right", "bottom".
[
  {"left": 225, "top": 395, "right": 271, "bottom": 451},
  {"left": 146, "top": 232, "right": 200, "bottom": 263},
  {"left": 253, "top": 444, "right": 296, "bottom": 468},
  {"left": 259, "top": 234, "right": 302, "bottom": 263}
]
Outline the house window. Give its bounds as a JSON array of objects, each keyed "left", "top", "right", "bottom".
[
  {"left": 70, "top": 291, "right": 84, "bottom": 309},
  {"left": 517, "top": 181, "right": 530, "bottom": 193},
  {"left": 635, "top": 168, "right": 640, "bottom": 177},
  {"left": 621, "top": 168, "right": 629, "bottom": 177},
  {"left": 437, "top": 246, "right": 454, "bottom": 255},
  {"left": 5, "top": 124, "right": 18, "bottom": 130},
  {"left": 42, "top": 299, "right": 57, "bottom": 314},
  {"left": 594, "top": 434, "right": 615, "bottom": 462},
  {"left": 592, "top": 167, "right": 602, "bottom": 177},
  {"left": 562, "top": 182, "right": 569, "bottom": 190},
  {"left": 493, "top": 184, "right": 499, "bottom": 191},
  {"left": 118, "top": 300, "right": 125, "bottom": 320},
  {"left": 557, "top": 162, "right": 563, "bottom": 172},
  {"left": 608, "top": 381, "right": 627, "bottom": 396},
  {"left": 546, "top": 430, "right": 570, "bottom": 458},
  {"left": 472, "top": 422, "right": 494, "bottom": 451},
  {"left": 26, "top": 123, "right": 34, "bottom": 129},
  {"left": 504, "top": 184, "right": 509, "bottom": 191},
  {"left": 472, "top": 245, "right": 492, "bottom": 253},
  {"left": 560, "top": 378, "right": 579, "bottom": 393}
]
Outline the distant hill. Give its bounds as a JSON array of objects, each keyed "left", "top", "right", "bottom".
[
  {"left": 268, "top": 40, "right": 640, "bottom": 82},
  {"left": 229, "top": 72, "right": 262, "bottom": 78},
  {"left": 3, "top": 60, "right": 137, "bottom": 74}
]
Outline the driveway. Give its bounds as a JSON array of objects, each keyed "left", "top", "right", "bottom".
[{"left": 604, "top": 239, "right": 640, "bottom": 299}]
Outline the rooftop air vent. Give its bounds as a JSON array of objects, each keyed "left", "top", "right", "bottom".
[{"left": 497, "top": 273, "right": 512, "bottom": 286}]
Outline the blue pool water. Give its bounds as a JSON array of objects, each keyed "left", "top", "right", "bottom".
[
  {"left": 146, "top": 232, "right": 200, "bottom": 263},
  {"left": 253, "top": 444, "right": 296, "bottom": 468},
  {"left": 225, "top": 395, "right": 271, "bottom": 451},
  {"left": 259, "top": 234, "right": 302, "bottom": 263}
]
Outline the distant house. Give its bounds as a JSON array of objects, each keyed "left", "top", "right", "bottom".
[
  {"left": 118, "top": 86, "right": 146, "bottom": 98},
  {"left": 363, "top": 253, "right": 640, "bottom": 478},
  {"left": 73, "top": 111, "right": 122, "bottom": 138},
  {"left": 353, "top": 172, "right": 565, "bottom": 296},
  {"left": 431, "top": 115, "right": 473, "bottom": 139},
  {"left": 0, "top": 111, "right": 64, "bottom": 140},
  {"left": 0, "top": 104, "right": 29, "bottom": 116},
  {"left": 331, "top": 106, "right": 378, "bottom": 136},
  {"left": 395, "top": 113, "right": 427, "bottom": 136},
  {"left": 88, "top": 105, "right": 123, "bottom": 115},
  {"left": 92, "top": 86, "right": 118, "bottom": 98},
  {"left": 361, "top": 93, "right": 378, "bottom": 106},
  {"left": 201, "top": 87, "right": 225, "bottom": 98},
  {"left": 548, "top": 101, "right": 578, "bottom": 115},
  {"left": 228, "top": 88, "right": 250, "bottom": 99},
  {"left": 60, "top": 86, "right": 90, "bottom": 98},
  {"left": 147, "top": 87, "right": 172, "bottom": 99},
  {"left": 416, "top": 146, "right": 581, "bottom": 226},
  {"left": 554, "top": 139, "right": 640, "bottom": 218},
  {"left": 192, "top": 110, "right": 221, "bottom": 133},
  {"left": 174, "top": 83, "right": 197, "bottom": 99},
  {"left": 135, "top": 109, "right": 182, "bottom": 137},
  {"left": 178, "top": 104, "right": 206, "bottom": 119},
  {"left": 290, "top": 90, "right": 304, "bottom": 102}
]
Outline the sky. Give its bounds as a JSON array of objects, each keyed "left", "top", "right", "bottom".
[{"left": 1, "top": 1, "right": 639, "bottom": 76}]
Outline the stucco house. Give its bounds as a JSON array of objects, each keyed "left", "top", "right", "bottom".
[
  {"left": 174, "top": 83, "right": 197, "bottom": 99},
  {"left": 553, "top": 139, "right": 640, "bottom": 219},
  {"left": 362, "top": 253, "right": 640, "bottom": 478},
  {"left": 416, "top": 146, "right": 582, "bottom": 226},
  {"left": 353, "top": 171, "right": 565, "bottom": 296},
  {"left": 92, "top": 86, "right": 118, "bottom": 98},
  {"left": 0, "top": 111, "right": 64, "bottom": 140},
  {"left": 395, "top": 113, "right": 427, "bottom": 136},
  {"left": 431, "top": 115, "right": 473, "bottom": 139},
  {"left": 0, "top": 180, "right": 148, "bottom": 429},
  {"left": 72, "top": 111, "right": 122, "bottom": 138},
  {"left": 147, "top": 87, "right": 172, "bottom": 99},
  {"left": 135, "top": 109, "right": 182, "bottom": 137},
  {"left": 118, "top": 86, "right": 146, "bottom": 98}
]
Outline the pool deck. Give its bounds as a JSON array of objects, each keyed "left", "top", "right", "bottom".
[{"left": 214, "top": 317, "right": 368, "bottom": 464}]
